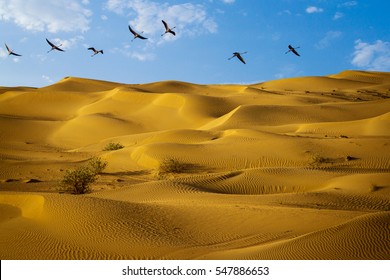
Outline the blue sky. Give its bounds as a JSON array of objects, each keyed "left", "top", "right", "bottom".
[{"left": 1, "top": 0, "right": 389, "bottom": 87}]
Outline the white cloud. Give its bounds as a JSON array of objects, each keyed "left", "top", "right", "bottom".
[
  {"left": 274, "top": 64, "right": 304, "bottom": 79},
  {"left": 221, "top": 0, "right": 235, "bottom": 4},
  {"left": 42, "top": 75, "right": 54, "bottom": 84},
  {"left": 104, "top": 0, "right": 217, "bottom": 39},
  {"left": 111, "top": 47, "right": 155, "bottom": 61},
  {"left": 278, "top": 10, "right": 292, "bottom": 16},
  {"left": 351, "top": 39, "right": 390, "bottom": 71},
  {"left": 306, "top": 6, "right": 324, "bottom": 14},
  {"left": 316, "top": 31, "right": 342, "bottom": 49},
  {"left": 0, "top": 0, "right": 92, "bottom": 33},
  {"left": 333, "top": 12, "right": 344, "bottom": 20},
  {"left": 338, "top": 1, "right": 358, "bottom": 8},
  {"left": 0, "top": 47, "right": 7, "bottom": 59}
]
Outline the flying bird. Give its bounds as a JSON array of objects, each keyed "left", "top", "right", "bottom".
[
  {"left": 88, "top": 47, "right": 103, "bottom": 57},
  {"left": 128, "top": 25, "right": 147, "bottom": 41},
  {"left": 228, "top": 51, "right": 247, "bottom": 64},
  {"left": 285, "top": 45, "right": 300, "bottom": 56},
  {"left": 46, "top": 38, "right": 65, "bottom": 53},
  {"left": 5, "top": 43, "right": 22, "bottom": 56},
  {"left": 161, "top": 20, "right": 176, "bottom": 36}
]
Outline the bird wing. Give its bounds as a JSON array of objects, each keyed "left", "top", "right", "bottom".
[
  {"left": 46, "top": 38, "right": 55, "bottom": 48},
  {"left": 5, "top": 44, "right": 21, "bottom": 56},
  {"left": 228, "top": 52, "right": 238, "bottom": 60},
  {"left": 128, "top": 25, "right": 137, "bottom": 36},
  {"left": 137, "top": 34, "right": 148, "bottom": 40},
  {"left": 55, "top": 45, "right": 65, "bottom": 52},
  {"left": 5, "top": 43, "right": 11, "bottom": 53},
  {"left": 88, "top": 47, "right": 96, "bottom": 52},
  {"left": 292, "top": 49, "right": 300, "bottom": 56},
  {"left": 162, "top": 20, "right": 169, "bottom": 30},
  {"left": 100, "top": 50, "right": 104, "bottom": 54},
  {"left": 236, "top": 54, "right": 246, "bottom": 64},
  {"left": 169, "top": 30, "right": 176, "bottom": 36}
]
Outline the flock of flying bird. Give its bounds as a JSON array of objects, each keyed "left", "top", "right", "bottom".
[{"left": 4, "top": 19, "right": 301, "bottom": 63}]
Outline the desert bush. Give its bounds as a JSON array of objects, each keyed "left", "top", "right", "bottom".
[
  {"left": 103, "top": 142, "right": 124, "bottom": 151},
  {"left": 154, "top": 158, "right": 186, "bottom": 179},
  {"left": 88, "top": 157, "right": 108, "bottom": 174},
  {"left": 60, "top": 157, "right": 107, "bottom": 194},
  {"left": 160, "top": 158, "right": 183, "bottom": 173},
  {"left": 309, "top": 154, "right": 333, "bottom": 168}
]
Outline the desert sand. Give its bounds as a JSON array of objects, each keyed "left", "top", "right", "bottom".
[{"left": 0, "top": 70, "right": 389, "bottom": 259}]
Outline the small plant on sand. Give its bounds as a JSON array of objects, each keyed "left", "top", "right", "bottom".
[
  {"left": 103, "top": 142, "right": 124, "bottom": 151},
  {"left": 60, "top": 157, "right": 108, "bottom": 194},
  {"left": 369, "top": 184, "right": 380, "bottom": 192},
  {"left": 88, "top": 157, "right": 108, "bottom": 174},
  {"left": 309, "top": 154, "right": 333, "bottom": 168},
  {"left": 154, "top": 157, "right": 186, "bottom": 179}
]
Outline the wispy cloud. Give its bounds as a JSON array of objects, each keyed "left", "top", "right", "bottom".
[
  {"left": 278, "top": 10, "right": 292, "bottom": 16},
  {"left": 104, "top": 0, "right": 217, "bottom": 40},
  {"left": 221, "top": 0, "right": 235, "bottom": 4},
  {"left": 351, "top": 39, "right": 390, "bottom": 71},
  {"left": 338, "top": 1, "right": 358, "bottom": 8},
  {"left": 42, "top": 75, "right": 54, "bottom": 84},
  {"left": 333, "top": 12, "right": 344, "bottom": 20},
  {"left": 0, "top": 0, "right": 92, "bottom": 33},
  {"left": 0, "top": 47, "right": 8, "bottom": 59},
  {"left": 274, "top": 64, "right": 304, "bottom": 80},
  {"left": 306, "top": 6, "right": 324, "bottom": 14},
  {"left": 111, "top": 46, "right": 156, "bottom": 61},
  {"left": 316, "top": 31, "right": 342, "bottom": 49}
]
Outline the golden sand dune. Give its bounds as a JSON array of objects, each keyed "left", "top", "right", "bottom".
[{"left": 0, "top": 70, "right": 389, "bottom": 259}]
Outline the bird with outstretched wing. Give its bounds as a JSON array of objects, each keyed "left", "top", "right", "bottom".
[
  {"left": 161, "top": 20, "right": 176, "bottom": 36},
  {"left": 286, "top": 45, "right": 300, "bottom": 56},
  {"left": 46, "top": 38, "right": 65, "bottom": 53},
  {"left": 228, "top": 51, "right": 247, "bottom": 64},
  {"left": 5, "top": 43, "right": 22, "bottom": 56},
  {"left": 88, "top": 47, "right": 103, "bottom": 57},
  {"left": 128, "top": 25, "right": 148, "bottom": 41}
]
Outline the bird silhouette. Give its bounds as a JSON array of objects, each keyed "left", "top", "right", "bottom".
[
  {"left": 5, "top": 43, "right": 22, "bottom": 56},
  {"left": 128, "top": 25, "right": 147, "bottom": 41},
  {"left": 285, "top": 45, "right": 300, "bottom": 56},
  {"left": 46, "top": 38, "right": 65, "bottom": 53},
  {"left": 228, "top": 51, "right": 247, "bottom": 64},
  {"left": 88, "top": 47, "right": 103, "bottom": 57},
  {"left": 161, "top": 20, "right": 176, "bottom": 36}
]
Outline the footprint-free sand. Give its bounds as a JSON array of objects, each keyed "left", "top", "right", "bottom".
[{"left": 0, "top": 70, "right": 389, "bottom": 259}]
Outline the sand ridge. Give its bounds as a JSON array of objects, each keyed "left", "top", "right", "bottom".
[{"left": 0, "top": 70, "right": 389, "bottom": 259}]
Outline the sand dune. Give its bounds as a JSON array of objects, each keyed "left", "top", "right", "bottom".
[{"left": 0, "top": 70, "right": 389, "bottom": 259}]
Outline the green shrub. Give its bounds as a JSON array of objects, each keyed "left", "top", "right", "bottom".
[
  {"left": 309, "top": 154, "right": 332, "bottom": 167},
  {"left": 88, "top": 157, "right": 108, "bottom": 174},
  {"left": 60, "top": 157, "right": 107, "bottom": 194},
  {"left": 154, "top": 158, "right": 185, "bottom": 179},
  {"left": 103, "top": 142, "right": 124, "bottom": 151},
  {"left": 159, "top": 158, "right": 183, "bottom": 173}
]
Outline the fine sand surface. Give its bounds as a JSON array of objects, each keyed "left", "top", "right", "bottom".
[{"left": 0, "top": 70, "right": 389, "bottom": 259}]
